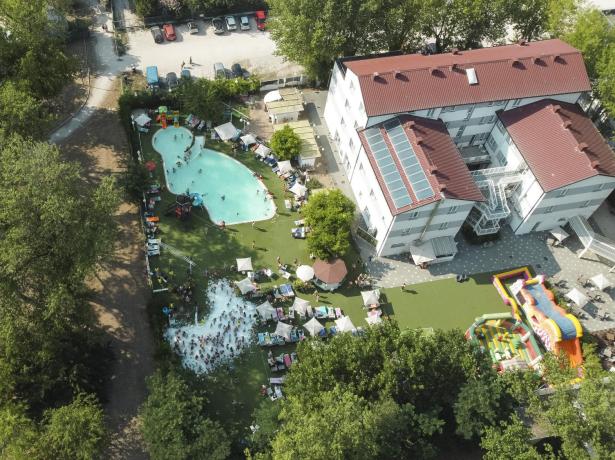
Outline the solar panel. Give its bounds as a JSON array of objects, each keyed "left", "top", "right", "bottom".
[
  {"left": 364, "top": 127, "right": 413, "bottom": 209},
  {"left": 383, "top": 119, "right": 435, "bottom": 201}
]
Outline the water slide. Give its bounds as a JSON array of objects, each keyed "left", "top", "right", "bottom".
[
  {"left": 523, "top": 283, "right": 578, "bottom": 340},
  {"left": 557, "top": 338, "right": 583, "bottom": 367}
]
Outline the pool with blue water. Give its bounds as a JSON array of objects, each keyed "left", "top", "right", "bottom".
[{"left": 152, "top": 126, "right": 275, "bottom": 224}]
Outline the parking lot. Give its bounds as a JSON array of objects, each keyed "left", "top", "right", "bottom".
[{"left": 125, "top": 17, "right": 303, "bottom": 81}]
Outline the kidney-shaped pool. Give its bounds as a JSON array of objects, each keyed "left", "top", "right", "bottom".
[{"left": 152, "top": 126, "right": 275, "bottom": 225}]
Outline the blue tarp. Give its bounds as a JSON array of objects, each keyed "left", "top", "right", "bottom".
[
  {"left": 146, "top": 66, "right": 159, "bottom": 86},
  {"left": 525, "top": 284, "right": 577, "bottom": 340}
]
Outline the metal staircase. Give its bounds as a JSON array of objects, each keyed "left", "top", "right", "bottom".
[{"left": 468, "top": 166, "right": 523, "bottom": 235}]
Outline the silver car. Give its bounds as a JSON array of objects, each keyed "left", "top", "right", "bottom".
[
  {"left": 239, "top": 16, "right": 250, "bottom": 31},
  {"left": 225, "top": 15, "right": 237, "bottom": 31}
]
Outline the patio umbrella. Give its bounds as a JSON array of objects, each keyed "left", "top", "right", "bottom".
[
  {"left": 134, "top": 113, "right": 151, "bottom": 126},
  {"left": 335, "top": 316, "right": 355, "bottom": 333},
  {"left": 365, "top": 315, "right": 382, "bottom": 326},
  {"left": 361, "top": 289, "right": 381, "bottom": 307},
  {"left": 263, "top": 90, "right": 282, "bottom": 104},
  {"left": 590, "top": 273, "right": 611, "bottom": 290},
  {"left": 274, "top": 321, "right": 293, "bottom": 340},
  {"left": 565, "top": 288, "right": 588, "bottom": 306},
  {"left": 278, "top": 160, "right": 293, "bottom": 174},
  {"left": 289, "top": 182, "right": 307, "bottom": 197},
  {"left": 236, "top": 257, "right": 253, "bottom": 272},
  {"left": 255, "top": 144, "right": 271, "bottom": 158},
  {"left": 240, "top": 134, "right": 257, "bottom": 146},
  {"left": 256, "top": 301, "right": 276, "bottom": 320},
  {"left": 296, "top": 265, "right": 315, "bottom": 282},
  {"left": 235, "top": 277, "right": 256, "bottom": 295},
  {"left": 408, "top": 242, "right": 435, "bottom": 265},
  {"left": 292, "top": 297, "right": 311, "bottom": 316},
  {"left": 144, "top": 160, "right": 157, "bottom": 172},
  {"left": 303, "top": 317, "right": 324, "bottom": 336}
]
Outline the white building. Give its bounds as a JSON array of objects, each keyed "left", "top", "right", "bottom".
[{"left": 324, "top": 39, "right": 615, "bottom": 260}]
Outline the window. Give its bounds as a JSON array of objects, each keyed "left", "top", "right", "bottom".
[
  {"left": 557, "top": 189, "right": 568, "bottom": 197},
  {"left": 582, "top": 200, "right": 591, "bottom": 207},
  {"left": 496, "top": 121, "right": 505, "bottom": 134},
  {"left": 349, "top": 80, "right": 354, "bottom": 91},
  {"left": 512, "top": 99, "right": 522, "bottom": 107},
  {"left": 426, "top": 108, "right": 436, "bottom": 118},
  {"left": 354, "top": 120, "right": 359, "bottom": 129},
  {"left": 438, "top": 222, "right": 448, "bottom": 230},
  {"left": 349, "top": 138, "right": 354, "bottom": 150},
  {"left": 406, "top": 211, "right": 419, "bottom": 219},
  {"left": 496, "top": 100, "right": 506, "bottom": 106},
  {"left": 345, "top": 160, "right": 351, "bottom": 170},
  {"left": 455, "top": 126, "right": 465, "bottom": 138},
  {"left": 363, "top": 206, "right": 370, "bottom": 220},
  {"left": 358, "top": 102, "right": 364, "bottom": 113},
  {"left": 391, "top": 242, "right": 406, "bottom": 248},
  {"left": 497, "top": 150, "right": 507, "bottom": 166},
  {"left": 593, "top": 183, "right": 605, "bottom": 192},
  {"left": 487, "top": 135, "right": 497, "bottom": 149},
  {"left": 401, "top": 228, "right": 413, "bottom": 236},
  {"left": 505, "top": 132, "right": 512, "bottom": 145},
  {"left": 340, "top": 117, "right": 345, "bottom": 127},
  {"left": 448, "top": 206, "right": 458, "bottom": 214},
  {"left": 442, "top": 106, "right": 456, "bottom": 113},
  {"left": 334, "top": 130, "right": 340, "bottom": 142},
  {"left": 359, "top": 163, "right": 364, "bottom": 173},
  {"left": 344, "top": 99, "right": 350, "bottom": 110},
  {"left": 545, "top": 206, "right": 554, "bottom": 214},
  {"left": 369, "top": 189, "right": 375, "bottom": 198}
]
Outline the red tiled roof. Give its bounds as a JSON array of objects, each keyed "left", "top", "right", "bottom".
[
  {"left": 344, "top": 39, "right": 591, "bottom": 117},
  {"left": 358, "top": 115, "right": 484, "bottom": 216},
  {"left": 499, "top": 99, "right": 615, "bottom": 192},
  {"left": 313, "top": 258, "right": 347, "bottom": 284}
]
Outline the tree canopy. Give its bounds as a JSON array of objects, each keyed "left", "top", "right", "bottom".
[
  {"left": 269, "top": 125, "right": 301, "bottom": 161},
  {"left": 302, "top": 189, "right": 355, "bottom": 258}
]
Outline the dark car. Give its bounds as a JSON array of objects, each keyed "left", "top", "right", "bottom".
[
  {"left": 150, "top": 26, "right": 163, "bottom": 43},
  {"left": 212, "top": 17, "right": 225, "bottom": 34},
  {"left": 162, "top": 23, "right": 176, "bottom": 41},
  {"left": 181, "top": 68, "right": 191, "bottom": 80},
  {"left": 231, "top": 63, "right": 243, "bottom": 78},
  {"left": 166, "top": 72, "right": 178, "bottom": 89}
]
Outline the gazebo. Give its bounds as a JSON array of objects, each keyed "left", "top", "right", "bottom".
[
  {"left": 214, "top": 122, "right": 240, "bottom": 141},
  {"left": 256, "top": 301, "right": 276, "bottom": 321},
  {"left": 291, "top": 297, "right": 311, "bottom": 317},
  {"left": 274, "top": 321, "right": 293, "bottom": 341},
  {"left": 236, "top": 257, "right": 253, "bottom": 272},
  {"left": 335, "top": 315, "right": 355, "bottom": 333},
  {"left": 565, "top": 288, "right": 588, "bottom": 306},
  {"left": 289, "top": 182, "right": 307, "bottom": 197},
  {"left": 313, "top": 258, "right": 347, "bottom": 291},
  {"left": 303, "top": 317, "right": 324, "bottom": 336},
  {"left": 235, "top": 277, "right": 256, "bottom": 295},
  {"left": 590, "top": 273, "right": 611, "bottom": 291},
  {"left": 361, "top": 289, "right": 381, "bottom": 307},
  {"left": 296, "top": 265, "right": 315, "bottom": 282}
]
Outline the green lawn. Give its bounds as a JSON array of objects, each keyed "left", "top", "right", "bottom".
[{"left": 140, "top": 125, "right": 512, "bottom": 437}]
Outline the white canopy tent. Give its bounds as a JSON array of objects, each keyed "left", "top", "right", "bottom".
[
  {"left": 365, "top": 315, "right": 383, "bottom": 326},
  {"left": 549, "top": 226, "right": 570, "bottom": 243},
  {"left": 235, "top": 277, "right": 256, "bottom": 295},
  {"left": 296, "top": 265, "right": 315, "bottom": 282},
  {"left": 565, "top": 288, "right": 588, "bottom": 306},
  {"left": 303, "top": 317, "right": 324, "bottom": 336},
  {"left": 361, "top": 289, "right": 381, "bottom": 307},
  {"left": 256, "top": 301, "right": 276, "bottom": 320},
  {"left": 409, "top": 242, "right": 435, "bottom": 265},
  {"left": 236, "top": 257, "right": 253, "bottom": 272},
  {"left": 590, "top": 273, "right": 611, "bottom": 290},
  {"left": 214, "top": 122, "right": 240, "bottom": 141},
  {"left": 291, "top": 297, "right": 311, "bottom": 316},
  {"left": 278, "top": 160, "right": 293, "bottom": 174},
  {"left": 289, "top": 182, "right": 307, "bottom": 197},
  {"left": 255, "top": 144, "right": 271, "bottom": 158},
  {"left": 263, "top": 90, "right": 283, "bottom": 104},
  {"left": 335, "top": 316, "right": 355, "bottom": 333},
  {"left": 274, "top": 321, "right": 293, "bottom": 340},
  {"left": 134, "top": 113, "right": 152, "bottom": 127},
  {"left": 240, "top": 134, "right": 257, "bottom": 146}
]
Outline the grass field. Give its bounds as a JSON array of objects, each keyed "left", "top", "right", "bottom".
[{"left": 140, "top": 125, "right": 512, "bottom": 436}]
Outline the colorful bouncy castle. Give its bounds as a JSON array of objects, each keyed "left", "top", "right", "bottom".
[{"left": 493, "top": 268, "right": 583, "bottom": 368}]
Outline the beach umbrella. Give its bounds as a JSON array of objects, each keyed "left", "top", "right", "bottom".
[
  {"left": 289, "top": 182, "right": 307, "bottom": 197},
  {"left": 235, "top": 277, "right": 256, "bottom": 295},
  {"left": 236, "top": 257, "right": 253, "bottom": 272},
  {"left": 296, "top": 265, "right": 315, "bottom": 282},
  {"left": 565, "top": 288, "right": 588, "bottom": 306},
  {"left": 365, "top": 315, "right": 382, "bottom": 326},
  {"left": 145, "top": 160, "right": 157, "bottom": 172},
  {"left": 278, "top": 160, "right": 293, "bottom": 174},
  {"left": 274, "top": 321, "right": 293, "bottom": 340},
  {"left": 292, "top": 297, "right": 311, "bottom": 316},
  {"left": 255, "top": 144, "right": 271, "bottom": 158},
  {"left": 590, "top": 273, "right": 611, "bottom": 291},
  {"left": 303, "top": 317, "right": 324, "bottom": 336},
  {"left": 256, "top": 301, "right": 276, "bottom": 320},
  {"left": 361, "top": 289, "right": 381, "bottom": 307},
  {"left": 263, "top": 90, "right": 282, "bottom": 104},
  {"left": 335, "top": 316, "right": 355, "bottom": 333}
]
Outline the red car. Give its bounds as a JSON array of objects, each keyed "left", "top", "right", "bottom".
[
  {"left": 255, "top": 10, "right": 266, "bottom": 31},
  {"left": 162, "top": 24, "right": 176, "bottom": 41}
]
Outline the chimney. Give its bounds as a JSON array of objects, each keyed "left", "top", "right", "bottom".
[
  {"left": 430, "top": 165, "right": 438, "bottom": 174},
  {"left": 518, "top": 39, "right": 527, "bottom": 46},
  {"left": 553, "top": 54, "right": 562, "bottom": 63},
  {"left": 407, "top": 121, "right": 415, "bottom": 128},
  {"left": 372, "top": 72, "right": 380, "bottom": 80},
  {"left": 533, "top": 57, "right": 542, "bottom": 64},
  {"left": 578, "top": 142, "right": 589, "bottom": 151},
  {"left": 552, "top": 104, "right": 561, "bottom": 113},
  {"left": 439, "top": 184, "right": 447, "bottom": 192},
  {"left": 591, "top": 160, "right": 600, "bottom": 170},
  {"left": 451, "top": 48, "right": 460, "bottom": 55},
  {"left": 430, "top": 67, "right": 438, "bottom": 75},
  {"left": 511, "top": 58, "right": 520, "bottom": 66},
  {"left": 562, "top": 120, "right": 572, "bottom": 129},
  {"left": 415, "top": 136, "right": 424, "bottom": 145}
]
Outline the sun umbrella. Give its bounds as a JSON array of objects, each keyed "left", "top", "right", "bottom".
[
  {"left": 235, "top": 277, "right": 256, "bottom": 295},
  {"left": 274, "top": 321, "right": 293, "bottom": 340},
  {"left": 365, "top": 315, "right": 382, "bottom": 326},
  {"left": 236, "top": 257, "right": 253, "bottom": 272},
  {"left": 335, "top": 316, "right": 355, "bottom": 333},
  {"left": 361, "top": 289, "right": 381, "bottom": 307},
  {"left": 565, "top": 288, "right": 588, "bottom": 306},
  {"left": 289, "top": 182, "right": 307, "bottom": 197},
  {"left": 590, "top": 273, "right": 611, "bottom": 290},
  {"left": 278, "top": 160, "right": 293, "bottom": 174},
  {"left": 256, "top": 301, "right": 276, "bottom": 320},
  {"left": 145, "top": 160, "right": 157, "bottom": 172},
  {"left": 303, "top": 317, "right": 324, "bottom": 336},
  {"left": 292, "top": 297, "right": 311, "bottom": 316},
  {"left": 263, "top": 90, "right": 282, "bottom": 104},
  {"left": 296, "top": 265, "right": 315, "bottom": 282}
]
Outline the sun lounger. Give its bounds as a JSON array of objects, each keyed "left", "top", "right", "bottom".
[
  {"left": 329, "top": 326, "right": 337, "bottom": 336},
  {"left": 291, "top": 352, "right": 298, "bottom": 363},
  {"left": 146, "top": 216, "right": 159, "bottom": 222},
  {"left": 335, "top": 308, "right": 342, "bottom": 318},
  {"left": 290, "top": 329, "right": 299, "bottom": 342},
  {"left": 272, "top": 335, "right": 285, "bottom": 345},
  {"left": 306, "top": 305, "right": 314, "bottom": 318},
  {"left": 315, "top": 306, "right": 328, "bottom": 319},
  {"left": 285, "top": 199, "right": 292, "bottom": 210},
  {"left": 276, "top": 307, "right": 286, "bottom": 321},
  {"left": 327, "top": 307, "right": 336, "bottom": 319},
  {"left": 274, "top": 385, "right": 283, "bottom": 399},
  {"left": 291, "top": 227, "right": 306, "bottom": 239},
  {"left": 269, "top": 377, "right": 285, "bottom": 385},
  {"left": 283, "top": 354, "right": 292, "bottom": 368},
  {"left": 297, "top": 329, "right": 305, "bottom": 341},
  {"left": 294, "top": 219, "right": 305, "bottom": 226},
  {"left": 279, "top": 269, "right": 291, "bottom": 279},
  {"left": 279, "top": 284, "right": 294, "bottom": 297}
]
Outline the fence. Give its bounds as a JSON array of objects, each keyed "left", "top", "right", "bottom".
[{"left": 260, "top": 75, "right": 308, "bottom": 92}]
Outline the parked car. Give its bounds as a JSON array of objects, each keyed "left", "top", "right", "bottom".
[
  {"left": 150, "top": 26, "right": 163, "bottom": 43},
  {"left": 162, "top": 23, "right": 176, "bottom": 41},
  {"left": 188, "top": 21, "right": 199, "bottom": 34},
  {"left": 255, "top": 10, "right": 266, "bottom": 31},
  {"left": 181, "top": 68, "right": 191, "bottom": 80},
  {"left": 166, "top": 72, "right": 178, "bottom": 89},
  {"left": 239, "top": 16, "right": 250, "bottom": 30},
  {"left": 213, "top": 62, "right": 226, "bottom": 79},
  {"left": 231, "top": 63, "right": 243, "bottom": 78},
  {"left": 225, "top": 15, "right": 237, "bottom": 31},
  {"left": 212, "top": 17, "right": 225, "bottom": 34}
]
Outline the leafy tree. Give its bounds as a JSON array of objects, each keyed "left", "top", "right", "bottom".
[
  {"left": 140, "top": 370, "right": 231, "bottom": 460},
  {"left": 177, "top": 78, "right": 225, "bottom": 123},
  {"left": 0, "top": 81, "right": 48, "bottom": 137},
  {"left": 269, "top": 124, "right": 301, "bottom": 161},
  {"left": 544, "top": 0, "right": 578, "bottom": 37},
  {"left": 0, "top": 402, "right": 38, "bottom": 460},
  {"left": 302, "top": 189, "right": 355, "bottom": 258},
  {"left": 507, "top": 0, "right": 551, "bottom": 41},
  {"left": 250, "top": 400, "right": 282, "bottom": 454},
  {"left": 597, "top": 48, "right": 615, "bottom": 115},
  {"left": 364, "top": 0, "right": 424, "bottom": 52},
  {"left": 480, "top": 415, "right": 543, "bottom": 460}
]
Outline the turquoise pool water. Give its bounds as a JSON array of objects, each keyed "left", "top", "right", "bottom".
[{"left": 152, "top": 126, "right": 275, "bottom": 224}]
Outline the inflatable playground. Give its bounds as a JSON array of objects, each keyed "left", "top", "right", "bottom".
[
  {"left": 155, "top": 106, "right": 180, "bottom": 129},
  {"left": 493, "top": 268, "right": 583, "bottom": 368}
]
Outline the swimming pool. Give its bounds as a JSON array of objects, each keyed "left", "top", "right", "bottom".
[{"left": 152, "top": 126, "right": 275, "bottom": 224}]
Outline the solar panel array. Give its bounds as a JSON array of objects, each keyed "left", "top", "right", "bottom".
[
  {"left": 383, "top": 119, "right": 435, "bottom": 201},
  {"left": 363, "top": 127, "right": 413, "bottom": 209}
]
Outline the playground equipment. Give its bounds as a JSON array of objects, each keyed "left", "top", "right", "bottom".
[
  {"left": 493, "top": 268, "right": 583, "bottom": 368},
  {"left": 173, "top": 110, "right": 180, "bottom": 128},
  {"left": 156, "top": 106, "right": 169, "bottom": 129},
  {"left": 466, "top": 313, "right": 543, "bottom": 372},
  {"left": 166, "top": 194, "right": 192, "bottom": 220}
]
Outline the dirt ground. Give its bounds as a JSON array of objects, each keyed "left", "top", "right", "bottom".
[{"left": 59, "top": 80, "right": 153, "bottom": 460}]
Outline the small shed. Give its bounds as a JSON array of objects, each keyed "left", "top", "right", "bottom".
[
  {"left": 313, "top": 258, "right": 347, "bottom": 291},
  {"left": 273, "top": 119, "right": 320, "bottom": 170},
  {"left": 264, "top": 88, "right": 304, "bottom": 124}
]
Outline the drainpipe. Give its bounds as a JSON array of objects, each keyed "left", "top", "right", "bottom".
[{"left": 415, "top": 195, "right": 444, "bottom": 244}]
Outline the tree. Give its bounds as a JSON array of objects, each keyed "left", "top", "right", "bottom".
[
  {"left": 302, "top": 189, "right": 355, "bottom": 258},
  {"left": 269, "top": 124, "right": 301, "bottom": 161},
  {"left": 0, "top": 402, "right": 38, "bottom": 460},
  {"left": 0, "top": 81, "right": 48, "bottom": 137},
  {"left": 140, "top": 370, "right": 231, "bottom": 460},
  {"left": 364, "top": 0, "right": 424, "bottom": 52},
  {"left": 597, "top": 48, "right": 615, "bottom": 115},
  {"left": 250, "top": 400, "right": 282, "bottom": 454},
  {"left": 177, "top": 78, "right": 225, "bottom": 124},
  {"left": 480, "top": 415, "right": 543, "bottom": 460},
  {"left": 507, "top": 0, "right": 550, "bottom": 41}
]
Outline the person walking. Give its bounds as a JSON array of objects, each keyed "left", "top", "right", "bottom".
[{"left": 189, "top": 56, "right": 193, "bottom": 65}]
